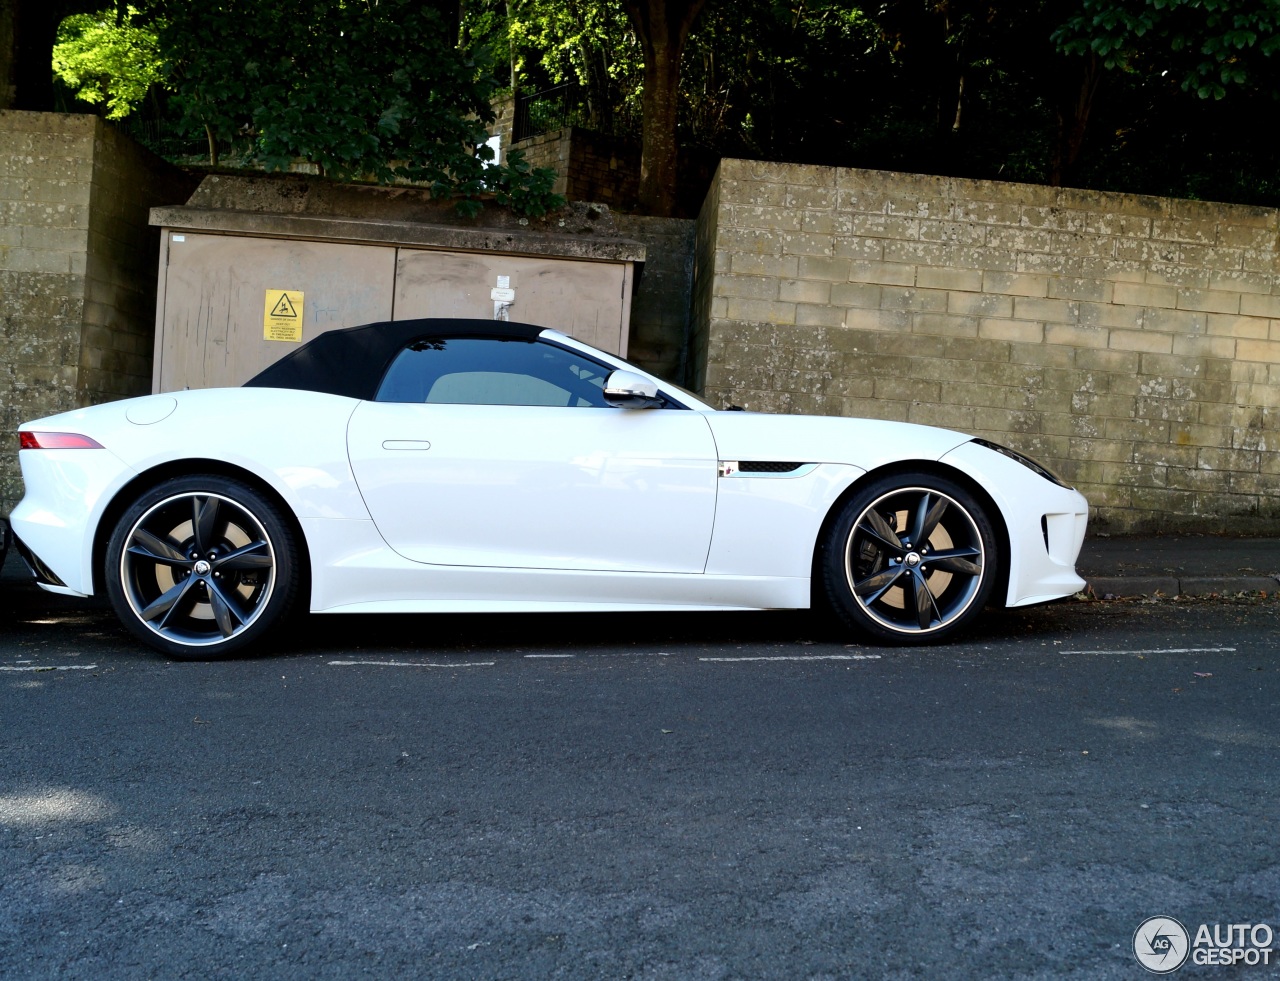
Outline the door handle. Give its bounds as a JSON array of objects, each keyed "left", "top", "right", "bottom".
[{"left": 381, "top": 440, "right": 432, "bottom": 451}]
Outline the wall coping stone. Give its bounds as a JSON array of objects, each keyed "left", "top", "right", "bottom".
[
  {"left": 149, "top": 206, "right": 646, "bottom": 263},
  {"left": 717, "top": 158, "right": 1280, "bottom": 228}
]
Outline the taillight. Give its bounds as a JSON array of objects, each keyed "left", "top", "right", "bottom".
[{"left": 18, "top": 432, "right": 104, "bottom": 450}]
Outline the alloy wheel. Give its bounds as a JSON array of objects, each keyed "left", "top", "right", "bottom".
[
  {"left": 118, "top": 492, "right": 277, "bottom": 648},
  {"left": 843, "top": 485, "right": 986, "bottom": 635}
]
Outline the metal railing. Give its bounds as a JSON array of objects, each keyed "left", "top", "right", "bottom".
[{"left": 513, "top": 82, "right": 581, "bottom": 142}]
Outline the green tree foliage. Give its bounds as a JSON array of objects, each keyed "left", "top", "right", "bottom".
[
  {"left": 1047, "top": 1, "right": 1280, "bottom": 185},
  {"left": 41, "top": 0, "right": 1280, "bottom": 213},
  {"left": 159, "top": 0, "right": 560, "bottom": 215},
  {"left": 52, "top": 5, "right": 164, "bottom": 119},
  {"left": 681, "top": 0, "right": 884, "bottom": 155},
  {"left": 1053, "top": 0, "right": 1280, "bottom": 99},
  {"left": 506, "top": 0, "right": 641, "bottom": 132},
  {"left": 474, "top": 0, "right": 1280, "bottom": 208}
]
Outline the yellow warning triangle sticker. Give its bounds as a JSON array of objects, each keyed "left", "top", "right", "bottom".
[{"left": 270, "top": 293, "right": 299, "bottom": 318}]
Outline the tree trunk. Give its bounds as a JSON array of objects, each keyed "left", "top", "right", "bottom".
[
  {"left": 1050, "top": 53, "right": 1102, "bottom": 187},
  {"left": 951, "top": 73, "right": 965, "bottom": 134},
  {"left": 427, "top": 0, "right": 461, "bottom": 44},
  {"left": 0, "top": 0, "right": 15, "bottom": 109},
  {"left": 4, "top": 0, "right": 55, "bottom": 110},
  {"left": 637, "top": 40, "right": 681, "bottom": 215},
  {"left": 622, "top": 0, "right": 708, "bottom": 217},
  {"left": 505, "top": 0, "right": 516, "bottom": 91},
  {"left": 205, "top": 122, "right": 219, "bottom": 167},
  {"left": 1, "top": 0, "right": 94, "bottom": 111}
]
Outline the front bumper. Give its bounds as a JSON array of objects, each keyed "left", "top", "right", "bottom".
[{"left": 940, "top": 441, "right": 1088, "bottom": 607}]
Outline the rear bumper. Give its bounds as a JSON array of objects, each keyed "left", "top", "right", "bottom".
[
  {"left": 9, "top": 446, "right": 137, "bottom": 597},
  {"left": 10, "top": 531, "right": 68, "bottom": 588}
]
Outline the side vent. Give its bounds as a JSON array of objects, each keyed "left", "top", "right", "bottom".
[{"left": 738, "top": 461, "right": 804, "bottom": 473}]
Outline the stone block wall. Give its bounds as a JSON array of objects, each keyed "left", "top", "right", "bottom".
[
  {"left": 83, "top": 123, "right": 196, "bottom": 402},
  {"left": 0, "top": 111, "right": 195, "bottom": 516},
  {"left": 695, "top": 158, "right": 1280, "bottom": 533},
  {"left": 514, "top": 127, "right": 640, "bottom": 210},
  {"left": 564, "top": 129, "right": 639, "bottom": 211},
  {"left": 514, "top": 127, "right": 572, "bottom": 195},
  {"left": 490, "top": 96, "right": 515, "bottom": 153}
]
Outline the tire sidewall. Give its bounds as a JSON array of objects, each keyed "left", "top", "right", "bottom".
[
  {"left": 821, "top": 472, "right": 999, "bottom": 644},
  {"left": 105, "top": 475, "right": 297, "bottom": 660}
]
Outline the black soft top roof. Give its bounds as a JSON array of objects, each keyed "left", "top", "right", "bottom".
[{"left": 243, "top": 318, "right": 546, "bottom": 400}]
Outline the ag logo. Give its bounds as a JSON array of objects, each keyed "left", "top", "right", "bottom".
[{"left": 1134, "top": 916, "right": 1190, "bottom": 974}]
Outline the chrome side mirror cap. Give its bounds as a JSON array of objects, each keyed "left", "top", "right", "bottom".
[{"left": 603, "top": 370, "right": 662, "bottom": 408}]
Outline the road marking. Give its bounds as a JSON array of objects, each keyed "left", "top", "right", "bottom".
[
  {"left": 524, "top": 653, "right": 675, "bottom": 660},
  {"left": 699, "top": 654, "right": 882, "bottom": 662},
  {"left": 327, "top": 660, "right": 495, "bottom": 668},
  {"left": 1061, "top": 647, "right": 1237, "bottom": 655},
  {"left": 0, "top": 664, "right": 98, "bottom": 672}
]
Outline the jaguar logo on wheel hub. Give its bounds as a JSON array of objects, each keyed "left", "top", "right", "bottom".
[
  {"left": 193, "top": 560, "right": 211, "bottom": 576},
  {"left": 905, "top": 552, "right": 921, "bottom": 567}
]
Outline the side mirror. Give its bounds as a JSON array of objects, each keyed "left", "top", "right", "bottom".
[{"left": 603, "top": 370, "right": 663, "bottom": 408}]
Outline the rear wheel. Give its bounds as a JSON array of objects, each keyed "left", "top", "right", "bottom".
[
  {"left": 821, "top": 472, "right": 998, "bottom": 643},
  {"left": 104, "top": 476, "right": 298, "bottom": 659}
]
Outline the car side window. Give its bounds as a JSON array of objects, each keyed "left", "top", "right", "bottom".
[{"left": 375, "top": 336, "right": 614, "bottom": 407}]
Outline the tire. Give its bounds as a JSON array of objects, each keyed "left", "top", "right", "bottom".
[
  {"left": 104, "top": 476, "right": 298, "bottom": 659},
  {"left": 820, "top": 472, "right": 999, "bottom": 644}
]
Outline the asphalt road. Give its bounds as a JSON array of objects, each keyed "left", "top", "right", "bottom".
[{"left": 2, "top": 587, "right": 1278, "bottom": 980}]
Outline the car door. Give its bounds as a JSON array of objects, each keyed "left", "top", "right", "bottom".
[{"left": 346, "top": 334, "right": 719, "bottom": 573}]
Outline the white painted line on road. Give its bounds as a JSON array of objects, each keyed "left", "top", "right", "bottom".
[
  {"left": 699, "top": 654, "right": 882, "bottom": 662},
  {"left": 328, "top": 660, "right": 495, "bottom": 668},
  {"left": 525, "top": 652, "right": 671, "bottom": 660},
  {"left": 0, "top": 664, "right": 98, "bottom": 672},
  {"left": 1061, "top": 647, "right": 1237, "bottom": 655}
]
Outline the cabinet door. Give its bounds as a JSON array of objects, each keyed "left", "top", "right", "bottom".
[
  {"left": 394, "top": 248, "right": 631, "bottom": 356},
  {"left": 156, "top": 232, "right": 394, "bottom": 391}
]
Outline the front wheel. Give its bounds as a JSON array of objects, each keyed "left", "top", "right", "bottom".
[
  {"left": 820, "top": 473, "right": 999, "bottom": 644},
  {"left": 104, "top": 476, "right": 298, "bottom": 659}
]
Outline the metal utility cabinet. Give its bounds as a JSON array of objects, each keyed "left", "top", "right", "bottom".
[{"left": 149, "top": 204, "right": 645, "bottom": 393}]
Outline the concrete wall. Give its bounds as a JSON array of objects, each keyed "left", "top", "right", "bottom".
[
  {"left": 614, "top": 214, "right": 695, "bottom": 385},
  {"left": 695, "top": 158, "right": 1280, "bottom": 533},
  {"left": 0, "top": 111, "right": 195, "bottom": 516}
]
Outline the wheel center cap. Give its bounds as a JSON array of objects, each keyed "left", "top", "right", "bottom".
[
  {"left": 904, "top": 552, "right": 922, "bottom": 568},
  {"left": 193, "top": 559, "right": 212, "bottom": 576}
]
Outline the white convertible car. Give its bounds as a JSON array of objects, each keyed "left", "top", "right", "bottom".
[{"left": 10, "top": 319, "right": 1088, "bottom": 659}]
